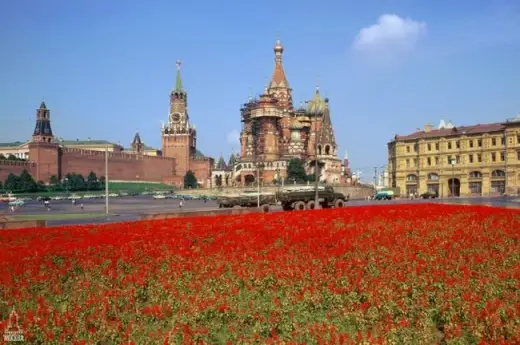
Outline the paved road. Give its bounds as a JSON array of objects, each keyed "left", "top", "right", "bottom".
[{"left": 2, "top": 195, "right": 519, "bottom": 227}]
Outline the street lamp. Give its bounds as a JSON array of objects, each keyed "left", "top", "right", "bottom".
[
  {"left": 450, "top": 156, "right": 456, "bottom": 197},
  {"left": 306, "top": 91, "right": 325, "bottom": 209}
]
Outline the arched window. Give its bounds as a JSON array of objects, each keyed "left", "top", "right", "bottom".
[
  {"left": 427, "top": 173, "right": 440, "bottom": 181},
  {"left": 491, "top": 170, "right": 505, "bottom": 177},
  {"left": 325, "top": 145, "right": 330, "bottom": 155},
  {"left": 318, "top": 145, "right": 322, "bottom": 155},
  {"left": 406, "top": 174, "right": 418, "bottom": 182},
  {"left": 469, "top": 171, "right": 482, "bottom": 179}
]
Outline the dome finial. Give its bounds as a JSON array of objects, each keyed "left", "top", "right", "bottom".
[{"left": 274, "top": 39, "right": 283, "bottom": 54}]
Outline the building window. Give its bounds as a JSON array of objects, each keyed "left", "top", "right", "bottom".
[
  {"left": 413, "top": 158, "right": 417, "bottom": 167},
  {"left": 469, "top": 140, "right": 474, "bottom": 148},
  {"left": 478, "top": 139, "right": 482, "bottom": 147},
  {"left": 469, "top": 154, "right": 473, "bottom": 163},
  {"left": 501, "top": 137, "right": 505, "bottom": 146},
  {"left": 492, "top": 137, "right": 496, "bottom": 146},
  {"left": 456, "top": 155, "right": 460, "bottom": 164},
  {"left": 427, "top": 143, "right": 431, "bottom": 151},
  {"left": 500, "top": 152, "right": 505, "bottom": 161},
  {"left": 469, "top": 182, "right": 482, "bottom": 194},
  {"left": 406, "top": 174, "right": 418, "bottom": 182},
  {"left": 469, "top": 171, "right": 482, "bottom": 179},
  {"left": 435, "top": 143, "right": 439, "bottom": 151},
  {"left": 491, "top": 170, "right": 506, "bottom": 177},
  {"left": 406, "top": 159, "right": 410, "bottom": 168},
  {"left": 414, "top": 144, "right": 418, "bottom": 152},
  {"left": 456, "top": 141, "right": 460, "bottom": 149},
  {"left": 427, "top": 173, "right": 439, "bottom": 180},
  {"left": 427, "top": 157, "right": 431, "bottom": 166},
  {"left": 406, "top": 146, "right": 410, "bottom": 153},
  {"left": 448, "top": 142, "right": 452, "bottom": 150},
  {"left": 491, "top": 181, "right": 505, "bottom": 194},
  {"left": 491, "top": 153, "right": 496, "bottom": 162},
  {"left": 435, "top": 157, "right": 439, "bottom": 165}
]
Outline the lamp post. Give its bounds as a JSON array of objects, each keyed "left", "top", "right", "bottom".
[
  {"left": 504, "top": 130, "right": 508, "bottom": 196},
  {"left": 450, "top": 156, "right": 455, "bottom": 197},
  {"left": 105, "top": 145, "right": 109, "bottom": 214},
  {"left": 64, "top": 177, "right": 69, "bottom": 194}
]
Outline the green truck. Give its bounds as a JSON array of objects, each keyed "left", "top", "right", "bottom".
[
  {"left": 275, "top": 186, "right": 348, "bottom": 211},
  {"left": 217, "top": 191, "right": 277, "bottom": 212}
]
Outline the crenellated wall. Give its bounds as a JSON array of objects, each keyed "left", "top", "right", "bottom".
[
  {"left": 59, "top": 147, "right": 176, "bottom": 182},
  {"left": 0, "top": 160, "right": 37, "bottom": 183}
]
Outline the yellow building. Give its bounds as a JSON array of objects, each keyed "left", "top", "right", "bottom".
[{"left": 388, "top": 115, "right": 520, "bottom": 197}]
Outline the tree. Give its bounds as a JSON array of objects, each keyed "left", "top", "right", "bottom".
[
  {"left": 184, "top": 170, "right": 198, "bottom": 189},
  {"left": 4, "top": 173, "right": 19, "bottom": 192},
  {"left": 65, "top": 173, "right": 86, "bottom": 191},
  {"left": 0, "top": 154, "right": 5, "bottom": 160},
  {"left": 87, "top": 171, "right": 100, "bottom": 191},
  {"left": 99, "top": 176, "right": 106, "bottom": 190},
  {"left": 0, "top": 180, "right": 3, "bottom": 190},
  {"left": 287, "top": 158, "right": 307, "bottom": 184},
  {"left": 18, "top": 170, "right": 38, "bottom": 192}
]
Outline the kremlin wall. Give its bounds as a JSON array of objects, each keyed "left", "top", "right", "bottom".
[{"left": 0, "top": 62, "right": 214, "bottom": 188}]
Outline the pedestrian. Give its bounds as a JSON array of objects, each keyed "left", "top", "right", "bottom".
[
  {"left": 80, "top": 202, "right": 84, "bottom": 210},
  {"left": 179, "top": 199, "right": 184, "bottom": 209}
]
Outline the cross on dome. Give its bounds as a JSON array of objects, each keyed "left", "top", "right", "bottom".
[{"left": 176, "top": 60, "right": 182, "bottom": 70}]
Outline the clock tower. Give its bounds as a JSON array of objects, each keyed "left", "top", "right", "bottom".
[{"left": 162, "top": 60, "right": 197, "bottom": 177}]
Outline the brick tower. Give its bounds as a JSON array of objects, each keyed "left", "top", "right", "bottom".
[
  {"left": 28, "top": 101, "right": 60, "bottom": 182},
  {"left": 161, "top": 61, "right": 196, "bottom": 177}
]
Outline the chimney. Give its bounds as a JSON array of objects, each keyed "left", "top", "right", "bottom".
[{"left": 424, "top": 124, "right": 433, "bottom": 132}]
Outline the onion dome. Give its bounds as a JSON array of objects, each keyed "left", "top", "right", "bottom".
[{"left": 307, "top": 85, "right": 326, "bottom": 115}]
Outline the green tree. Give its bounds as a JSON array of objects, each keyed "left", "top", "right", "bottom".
[
  {"left": 0, "top": 154, "right": 5, "bottom": 160},
  {"left": 184, "top": 170, "right": 198, "bottom": 189},
  {"left": 87, "top": 171, "right": 100, "bottom": 190},
  {"left": 287, "top": 158, "right": 307, "bottom": 184},
  {"left": 18, "top": 170, "right": 38, "bottom": 193},
  {"left": 7, "top": 154, "right": 17, "bottom": 161},
  {"left": 37, "top": 180, "right": 47, "bottom": 192},
  {"left": 65, "top": 173, "right": 86, "bottom": 191},
  {"left": 99, "top": 176, "right": 106, "bottom": 190},
  {"left": 49, "top": 175, "right": 60, "bottom": 191},
  {"left": 0, "top": 180, "right": 3, "bottom": 190},
  {"left": 4, "top": 173, "right": 19, "bottom": 192}
]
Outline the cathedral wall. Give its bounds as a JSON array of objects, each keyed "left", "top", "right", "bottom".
[
  {"left": 0, "top": 160, "right": 37, "bottom": 184},
  {"left": 59, "top": 148, "right": 176, "bottom": 182}
]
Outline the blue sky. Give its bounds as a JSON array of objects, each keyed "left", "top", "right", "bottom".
[{"left": 1, "top": 0, "right": 519, "bottom": 181}]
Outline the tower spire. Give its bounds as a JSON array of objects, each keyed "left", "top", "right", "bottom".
[
  {"left": 175, "top": 60, "right": 183, "bottom": 91},
  {"left": 269, "top": 40, "right": 289, "bottom": 89}
]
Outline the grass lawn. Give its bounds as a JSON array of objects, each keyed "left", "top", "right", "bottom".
[{"left": 8, "top": 212, "right": 116, "bottom": 221}]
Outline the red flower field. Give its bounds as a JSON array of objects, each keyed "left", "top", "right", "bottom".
[{"left": 1, "top": 204, "right": 519, "bottom": 344}]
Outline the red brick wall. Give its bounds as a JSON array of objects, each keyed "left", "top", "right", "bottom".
[
  {"left": 0, "top": 160, "right": 37, "bottom": 184},
  {"left": 28, "top": 142, "right": 60, "bottom": 182},
  {"left": 190, "top": 157, "right": 213, "bottom": 187},
  {"left": 60, "top": 148, "right": 176, "bottom": 182}
]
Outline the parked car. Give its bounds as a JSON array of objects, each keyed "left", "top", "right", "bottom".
[
  {"left": 37, "top": 196, "right": 52, "bottom": 202},
  {"left": 153, "top": 194, "right": 166, "bottom": 200}
]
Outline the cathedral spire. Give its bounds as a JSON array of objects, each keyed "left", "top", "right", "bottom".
[
  {"left": 175, "top": 60, "right": 183, "bottom": 91},
  {"left": 269, "top": 40, "right": 289, "bottom": 89}
]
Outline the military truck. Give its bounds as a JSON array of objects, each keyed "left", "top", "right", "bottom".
[
  {"left": 217, "top": 191, "right": 277, "bottom": 212},
  {"left": 276, "top": 186, "right": 348, "bottom": 211}
]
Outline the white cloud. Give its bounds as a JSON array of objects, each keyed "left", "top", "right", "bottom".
[
  {"left": 353, "top": 14, "right": 426, "bottom": 55},
  {"left": 226, "top": 129, "right": 240, "bottom": 147}
]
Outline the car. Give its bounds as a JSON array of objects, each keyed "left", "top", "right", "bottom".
[
  {"left": 153, "top": 194, "right": 166, "bottom": 200},
  {"left": 37, "top": 196, "right": 52, "bottom": 202},
  {"left": 420, "top": 191, "right": 438, "bottom": 199}
]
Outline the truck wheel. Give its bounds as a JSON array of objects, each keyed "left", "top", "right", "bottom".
[
  {"left": 334, "top": 199, "right": 345, "bottom": 208},
  {"left": 294, "top": 201, "right": 306, "bottom": 211},
  {"left": 306, "top": 200, "right": 316, "bottom": 210},
  {"left": 261, "top": 204, "right": 270, "bottom": 213},
  {"left": 282, "top": 203, "right": 293, "bottom": 211}
]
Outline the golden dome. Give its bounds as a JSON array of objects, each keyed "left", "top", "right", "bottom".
[{"left": 274, "top": 40, "right": 284, "bottom": 54}]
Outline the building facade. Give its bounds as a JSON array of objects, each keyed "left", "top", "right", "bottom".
[
  {"left": 213, "top": 40, "right": 348, "bottom": 187},
  {"left": 388, "top": 116, "right": 520, "bottom": 197},
  {"left": 0, "top": 64, "right": 213, "bottom": 187}
]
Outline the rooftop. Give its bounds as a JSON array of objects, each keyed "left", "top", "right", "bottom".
[{"left": 394, "top": 122, "right": 507, "bottom": 141}]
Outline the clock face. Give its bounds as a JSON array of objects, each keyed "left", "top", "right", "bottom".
[{"left": 172, "top": 113, "right": 181, "bottom": 123}]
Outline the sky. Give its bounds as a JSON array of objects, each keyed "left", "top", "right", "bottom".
[{"left": 1, "top": 0, "right": 519, "bottom": 182}]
